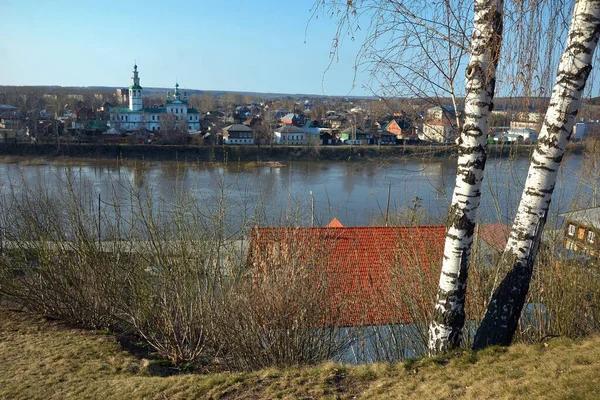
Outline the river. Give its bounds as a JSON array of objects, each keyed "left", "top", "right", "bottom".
[{"left": 0, "top": 152, "right": 593, "bottom": 232}]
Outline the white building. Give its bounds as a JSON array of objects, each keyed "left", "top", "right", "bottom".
[
  {"left": 274, "top": 125, "right": 307, "bottom": 145},
  {"left": 109, "top": 65, "right": 200, "bottom": 133},
  {"left": 420, "top": 120, "right": 456, "bottom": 144}
]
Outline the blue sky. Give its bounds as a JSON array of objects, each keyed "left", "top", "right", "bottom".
[{"left": 0, "top": 0, "right": 369, "bottom": 96}]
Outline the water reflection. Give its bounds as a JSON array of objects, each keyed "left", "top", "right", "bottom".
[{"left": 0, "top": 154, "right": 592, "bottom": 232}]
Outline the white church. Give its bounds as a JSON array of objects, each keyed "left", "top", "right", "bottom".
[{"left": 109, "top": 65, "right": 200, "bottom": 132}]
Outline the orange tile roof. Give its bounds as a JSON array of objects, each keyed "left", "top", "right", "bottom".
[
  {"left": 326, "top": 218, "right": 344, "bottom": 228},
  {"left": 477, "top": 222, "right": 511, "bottom": 251},
  {"left": 247, "top": 225, "right": 446, "bottom": 327}
]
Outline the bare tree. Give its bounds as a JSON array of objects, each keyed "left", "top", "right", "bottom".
[
  {"left": 197, "top": 93, "right": 218, "bottom": 112},
  {"left": 311, "top": 0, "right": 472, "bottom": 130},
  {"left": 159, "top": 112, "right": 176, "bottom": 133},
  {"left": 315, "top": 0, "right": 502, "bottom": 353}
]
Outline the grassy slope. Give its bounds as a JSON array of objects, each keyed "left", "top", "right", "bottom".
[{"left": 1, "top": 309, "right": 599, "bottom": 400}]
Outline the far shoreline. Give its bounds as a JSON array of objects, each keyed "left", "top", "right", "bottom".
[{"left": 0, "top": 142, "right": 583, "bottom": 166}]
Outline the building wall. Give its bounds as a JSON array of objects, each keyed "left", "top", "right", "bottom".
[
  {"left": 224, "top": 130, "right": 254, "bottom": 144},
  {"left": 564, "top": 219, "right": 599, "bottom": 256},
  {"left": 274, "top": 131, "right": 306, "bottom": 145},
  {"left": 510, "top": 120, "right": 540, "bottom": 130},
  {"left": 422, "top": 123, "right": 455, "bottom": 144},
  {"left": 384, "top": 121, "right": 403, "bottom": 138},
  {"left": 129, "top": 89, "right": 143, "bottom": 111}
]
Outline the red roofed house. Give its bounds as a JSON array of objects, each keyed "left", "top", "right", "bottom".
[
  {"left": 473, "top": 222, "right": 511, "bottom": 267},
  {"left": 247, "top": 221, "right": 448, "bottom": 362},
  {"left": 381, "top": 119, "right": 410, "bottom": 141}
]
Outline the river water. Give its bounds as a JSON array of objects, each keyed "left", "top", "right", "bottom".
[{"left": 0, "top": 152, "right": 592, "bottom": 231}]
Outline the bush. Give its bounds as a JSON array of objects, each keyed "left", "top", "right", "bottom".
[{"left": 212, "top": 233, "right": 351, "bottom": 371}]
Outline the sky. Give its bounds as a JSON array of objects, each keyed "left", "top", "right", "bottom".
[{"left": 0, "top": 0, "right": 370, "bottom": 96}]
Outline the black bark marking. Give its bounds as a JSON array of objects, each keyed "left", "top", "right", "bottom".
[
  {"left": 446, "top": 203, "right": 476, "bottom": 235},
  {"left": 432, "top": 247, "right": 470, "bottom": 349}
]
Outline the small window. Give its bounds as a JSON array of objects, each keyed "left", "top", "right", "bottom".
[
  {"left": 568, "top": 224, "right": 575, "bottom": 236},
  {"left": 578, "top": 227, "right": 586, "bottom": 240},
  {"left": 566, "top": 239, "right": 574, "bottom": 250},
  {"left": 588, "top": 231, "right": 595, "bottom": 244}
]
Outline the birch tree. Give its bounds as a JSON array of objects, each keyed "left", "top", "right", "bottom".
[
  {"left": 314, "top": 0, "right": 503, "bottom": 354},
  {"left": 473, "top": 0, "right": 600, "bottom": 349},
  {"left": 428, "top": 0, "right": 504, "bottom": 354}
]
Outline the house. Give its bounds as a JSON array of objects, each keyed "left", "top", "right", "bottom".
[
  {"left": 273, "top": 125, "right": 307, "bottom": 145},
  {"left": 71, "top": 107, "right": 96, "bottom": 123},
  {"left": 426, "top": 105, "right": 459, "bottom": 121},
  {"left": 510, "top": 120, "right": 541, "bottom": 131},
  {"left": 300, "top": 119, "right": 320, "bottom": 134},
  {"left": 0, "top": 104, "right": 23, "bottom": 130},
  {"left": 493, "top": 127, "right": 538, "bottom": 143},
  {"left": 71, "top": 116, "right": 108, "bottom": 133},
  {"left": 324, "top": 114, "right": 346, "bottom": 130},
  {"left": 222, "top": 124, "right": 254, "bottom": 145},
  {"left": 247, "top": 221, "right": 449, "bottom": 362},
  {"left": 273, "top": 109, "right": 289, "bottom": 118},
  {"left": 280, "top": 113, "right": 306, "bottom": 127},
  {"left": 318, "top": 128, "right": 336, "bottom": 145},
  {"left": 243, "top": 116, "right": 262, "bottom": 128},
  {"left": 378, "top": 130, "right": 396, "bottom": 145},
  {"left": 560, "top": 207, "right": 600, "bottom": 257},
  {"left": 421, "top": 120, "right": 456, "bottom": 144},
  {"left": 247, "top": 222, "right": 446, "bottom": 327},
  {"left": 381, "top": 119, "right": 403, "bottom": 141},
  {"left": 473, "top": 222, "right": 511, "bottom": 267},
  {"left": 340, "top": 126, "right": 371, "bottom": 145},
  {"left": 381, "top": 119, "right": 415, "bottom": 142},
  {"left": 299, "top": 119, "right": 321, "bottom": 145}
]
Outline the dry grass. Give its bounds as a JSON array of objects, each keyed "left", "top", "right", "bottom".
[{"left": 1, "top": 308, "right": 600, "bottom": 399}]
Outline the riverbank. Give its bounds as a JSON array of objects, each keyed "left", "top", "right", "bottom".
[
  {"left": 0, "top": 142, "right": 579, "bottom": 165},
  {"left": 1, "top": 308, "right": 599, "bottom": 399}
]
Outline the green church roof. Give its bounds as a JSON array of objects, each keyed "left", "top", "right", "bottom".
[
  {"left": 129, "top": 84, "right": 143, "bottom": 90},
  {"left": 109, "top": 107, "right": 138, "bottom": 113}
]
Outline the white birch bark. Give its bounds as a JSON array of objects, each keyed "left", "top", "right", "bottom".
[
  {"left": 473, "top": 0, "right": 600, "bottom": 349},
  {"left": 428, "top": 0, "right": 504, "bottom": 354}
]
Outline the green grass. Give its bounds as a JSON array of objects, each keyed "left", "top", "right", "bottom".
[{"left": 1, "top": 308, "right": 600, "bottom": 399}]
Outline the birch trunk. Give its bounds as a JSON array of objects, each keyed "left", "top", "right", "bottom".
[
  {"left": 428, "top": 0, "right": 504, "bottom": 354},
  {"left": 473, "top": 0, "right": 600, "bottom": 350}
]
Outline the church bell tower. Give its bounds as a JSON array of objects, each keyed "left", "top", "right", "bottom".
[{"left": 129, "top": 64, "right": 143, "bottom": 111}]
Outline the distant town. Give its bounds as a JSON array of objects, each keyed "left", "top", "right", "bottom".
[{"left": 0, "top": 64, "right": 597, "bottom": 147}]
